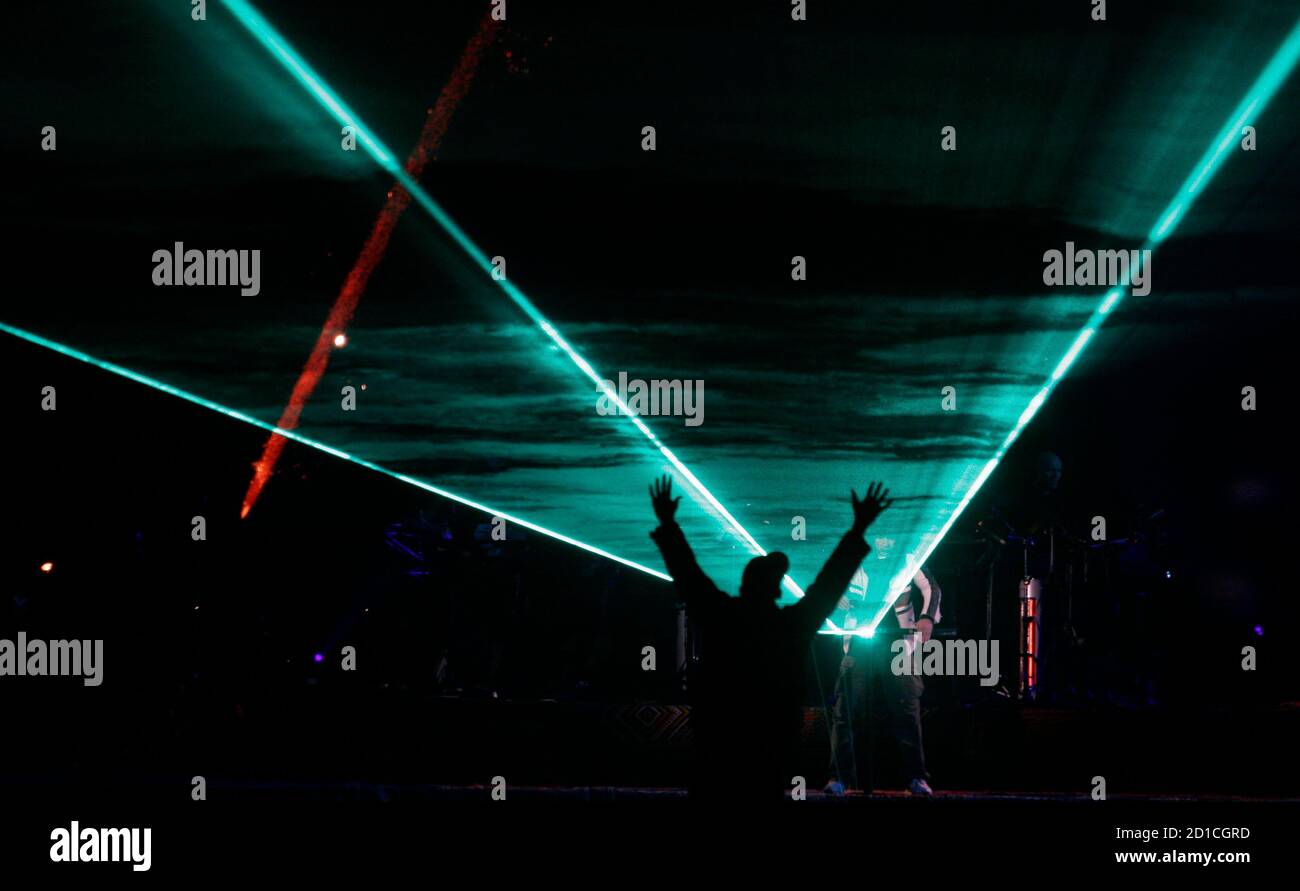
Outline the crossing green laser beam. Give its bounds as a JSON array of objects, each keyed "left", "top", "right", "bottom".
[
  {"left": 839, "top": 14, "right": 1300, "bottom": 637},
  {"left": 217, "top": 0, "right": 800, "bottom": 595},
  {"left": 0, "top": 321, "right": 671, "bottom": 582}
]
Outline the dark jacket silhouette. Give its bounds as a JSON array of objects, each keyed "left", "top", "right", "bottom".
[{"left": 651, "top": 519, "right": 869, "bottom": 801}]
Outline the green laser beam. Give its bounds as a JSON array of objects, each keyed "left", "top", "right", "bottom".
[
  {"left": 838, "top": 14, "right": 1300, "bottom": 637},
  {"left": 217, "top": 0, "right": 801, "bottom": 595},
  {"left": 1149, "top": 17, "right": 1300, "bottom": 243},
  {"left": 0, "top": 321, "right": 672, "bottom": 582}
]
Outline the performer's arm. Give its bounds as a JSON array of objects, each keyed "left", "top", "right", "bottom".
[{"left": 913, "top": 567, "right": 941, "bottom": 642}]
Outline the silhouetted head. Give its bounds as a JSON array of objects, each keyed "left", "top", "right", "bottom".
[
  {"left": 1032, "top": 451, "right": 1063, "bottom": 495},
  {"left": 740, "top": 552, "right": 789, "bottom": 602}
]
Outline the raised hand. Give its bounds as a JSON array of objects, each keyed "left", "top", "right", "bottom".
[
  {"left": 850, "top": 481, "right": 892, "bottom": 533},
  {"left": 649, "top": 475, "right": 682, "bottom": 525}
]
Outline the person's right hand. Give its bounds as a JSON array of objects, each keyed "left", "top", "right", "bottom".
[
  {"left": 650, "top": 475, "right": 681, "bottom": 525},
  {"left": 915, "top": 617, "right": 934, "bottom": 644}
]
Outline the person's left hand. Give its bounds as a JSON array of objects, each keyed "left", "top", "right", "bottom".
[
  {"left": 649, "top": 475, "right": 681, "bottom": 525},
  {"left": 915, "top": 617, "right": 934, "bottom": 644}
]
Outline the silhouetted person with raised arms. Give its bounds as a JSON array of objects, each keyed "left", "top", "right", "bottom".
[{"left": 649, "top": 475, "right": 892, "bottom": 802}]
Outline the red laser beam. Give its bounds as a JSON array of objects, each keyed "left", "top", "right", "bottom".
[{"left": 241, "top": 14, "right": 499, "bottom": 519}]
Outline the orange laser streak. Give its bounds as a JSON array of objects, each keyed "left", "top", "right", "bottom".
[{"left": 241, "top": 15, "right": 499, "bottom": 519}]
